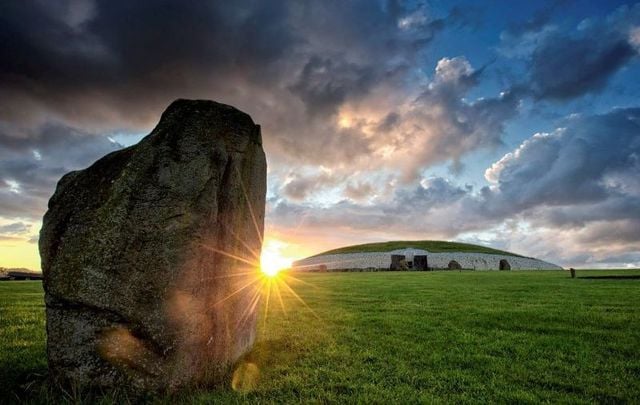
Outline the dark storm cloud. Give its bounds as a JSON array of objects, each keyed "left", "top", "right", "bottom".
[
  {"left": 517, "top": 3, "right": 640, "bottom": 100},
  {"left": 485, "top": 107, "right": 640, "bottom": 215},
  {"left": 0, "top": 0, "right": 477, "bottom": 176},
  {"left": 0, "top": 0, "right": 298, "bottom": 126},
  {"left": 285, "top": 2, "right": 470, "bottom": 117},
  {"left": 0, "top": 0, "right": 463, "bottom": 129},
  {"left": 289, "top": 56, "right": 377, "bottom": 117},
  {"left": 280, "top": 171, "right": 342, "bottom": 202},
  {"left": 529, "top": 34, "right": 635, "bottom": 100},
  {"left": 0, "top": 123, "right": 123, "bottom": 219},
  {"left": 4, "top": 0, "right": 294, "bottom": 78},
  {"left": 0, "top": 0, "right": 476, "bottom": 226}
]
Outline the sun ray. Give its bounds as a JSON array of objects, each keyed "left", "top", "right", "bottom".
[
  {"left": 228, "top": 228, "right": 261, "bottom": 261},
  {"left": 209, "top": 270, "right": 259, "bottom": 280},
  {"left": 262, "top": 279, "right": 272, "bottom": 328},
  {"left": 236, "top": 283, "right": 264, "bottom": 330},
  {"left": 200, "top": 244, "right": 260, "bottom": 268},
  {"left": 212, "top": 276, "right": 261, "bottom": 307},
  {"left": 280, "top": 278, "right": 321, "bottom": 320},
  {"left": 282, "top": 273, "right": 325, "bottom": 290},
  {"left": 235, "top": 167, "right": 264, "bottom": 244},
  {"left": 273, "top": 280, "right": 287, "bottom": 315}
]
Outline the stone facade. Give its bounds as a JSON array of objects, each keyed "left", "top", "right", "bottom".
[{"left": 292, "top": 248, "right": 562, "bottom": 271}]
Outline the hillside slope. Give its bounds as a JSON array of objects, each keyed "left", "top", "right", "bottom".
[{"left": 311, "top": 240, "right": 526, "bottom": 258}]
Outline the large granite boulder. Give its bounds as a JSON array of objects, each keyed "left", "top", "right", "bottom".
[{"left": 39, "top": 99, "right": 266, "bottom": 392}]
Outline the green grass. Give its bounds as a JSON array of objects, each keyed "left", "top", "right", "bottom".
[
  {"left": 310, "top": 240, "right": 525, "bottom": 257},
  {"left": 0, "top": 282, "right": 47, "bottom": 402},
  {"left": 2, "top": 270, "right": 640, "bottom": 403}
]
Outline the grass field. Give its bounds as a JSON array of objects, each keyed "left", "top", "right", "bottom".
[
  {"left": 311, "top": 240, "right": 525, "bottom": 257},
  {"left": 1, "top": 270, "right": 640, "bottom": 403}
]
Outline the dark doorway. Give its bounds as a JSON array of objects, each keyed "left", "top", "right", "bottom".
[
  {"left": 448, "top": 260, "right": 462, "bottom": 270},
  {"left": 390, "top": 254, "right": 407, "bottom": 271},
  {"left": 414, "top": 255, "right": 429, "bottom": 271},
  {"left": 499, "top": 259, "right": 511, "bottom": 271}
]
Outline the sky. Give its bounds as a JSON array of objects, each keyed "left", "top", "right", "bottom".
[{"left": 1, "top": 0, "right": 639, "bottom": 270}]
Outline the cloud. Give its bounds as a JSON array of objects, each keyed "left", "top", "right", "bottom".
[
  {"left": 529, "top": 33, "right": 635, "bottom": 100},
  {"left": 280, "top": 171, "right": 342, "bottom": 202},
  {"left": 344, "top": 182, "right": 375, "bottom": 202},
  {"left": 268, "top": 106, "right": 640, "bottom": 267},
  {"left": 387, "top": 177, "right": 468, "bottom": 213},
  {"left": 289, "top": 56, "right": 376, "bottom": 117},
  {"left": 0, "top": 123, "right": 123, "bottom": 219},
  {"left": 2, "top": 1, "right": 638, "bottom": 269},
  {"left": 0, "top": 1, "right": 489, "bottom": 175},
  {"left": 0, "top": 0, "right": 298, "bottom": 127},
  {"left": 0, "top": 0, "right": 452, "bottom": 129},
  {"left": 503, "top": 3, "right": 640, "bottom": 100},
  {"left": 0, "top": 1, "right": 513, "bottom": 208},
  {"left": 630, "top": 26, "right": 640, "bottom": 52},
  {"left": 401, "top": 57, "right": 519, "bottom": 176},
  {"left": 0, "top": 222, "right": 31, "bottom": 235},
  {"left": 269, "top": 176, "right": 477, "bottom": 243},
  {"left": 484, "top": 107, "right": 640, "bottom": 214},
  {"left": 472, "top": 107, "right": 640, "bottom": 263}
]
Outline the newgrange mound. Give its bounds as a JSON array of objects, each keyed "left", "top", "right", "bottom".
[{"left": 292, "top": 240, "right": 561, "bottom": 271}]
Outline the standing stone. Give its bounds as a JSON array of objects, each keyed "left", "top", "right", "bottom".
[{"left": 39, "top": 99, "right": 267, "bottom": 392}]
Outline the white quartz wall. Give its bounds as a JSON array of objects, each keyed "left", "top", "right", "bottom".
[{"left": 292, "top": 248, "right": 562, "bottom": 271}]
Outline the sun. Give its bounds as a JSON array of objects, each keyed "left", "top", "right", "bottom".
[{"left": 260, "top": 240, "right": 292, "bottom": 277}]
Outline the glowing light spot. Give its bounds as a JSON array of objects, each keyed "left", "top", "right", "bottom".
[
  {"left": 232, "top": 361, "right": 260, "bottom": 392},
  {"left": 260, "top": 239, "right": 292, "bottom": 277},
  {"left": 338, "top": 113, "right": 353, "bottom": 128}
]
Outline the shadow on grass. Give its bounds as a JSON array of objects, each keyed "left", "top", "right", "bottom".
[
  {"left": 578, "top": 275, "right": 640, "bottom": 280},
  {"left": 3, "top": 338, "right": 298, "bottom": 403},
  {"left": 1, "top": 368, "right": 48, "bottom": 404}
]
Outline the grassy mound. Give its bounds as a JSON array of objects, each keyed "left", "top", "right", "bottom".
[{"left": 311, "top": 240, "right": 525, "bottom": 258}]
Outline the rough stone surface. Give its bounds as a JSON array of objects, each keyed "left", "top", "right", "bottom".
[
  {"left": 39, "top": 99, "right": 266, "bottom": 392},
  {"left": 447, "top": 260, "right": 462, "bottom": 270},
  {"left": 293, "top": 248, "right": 562, "bottom": 271}
]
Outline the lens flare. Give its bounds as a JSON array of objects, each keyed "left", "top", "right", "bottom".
[
  {"left": 260, "top": 250, "right": 289, "bottom": 277},
  {"left": 260, "top": 239, "right": 292, "bottom": 277}
]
